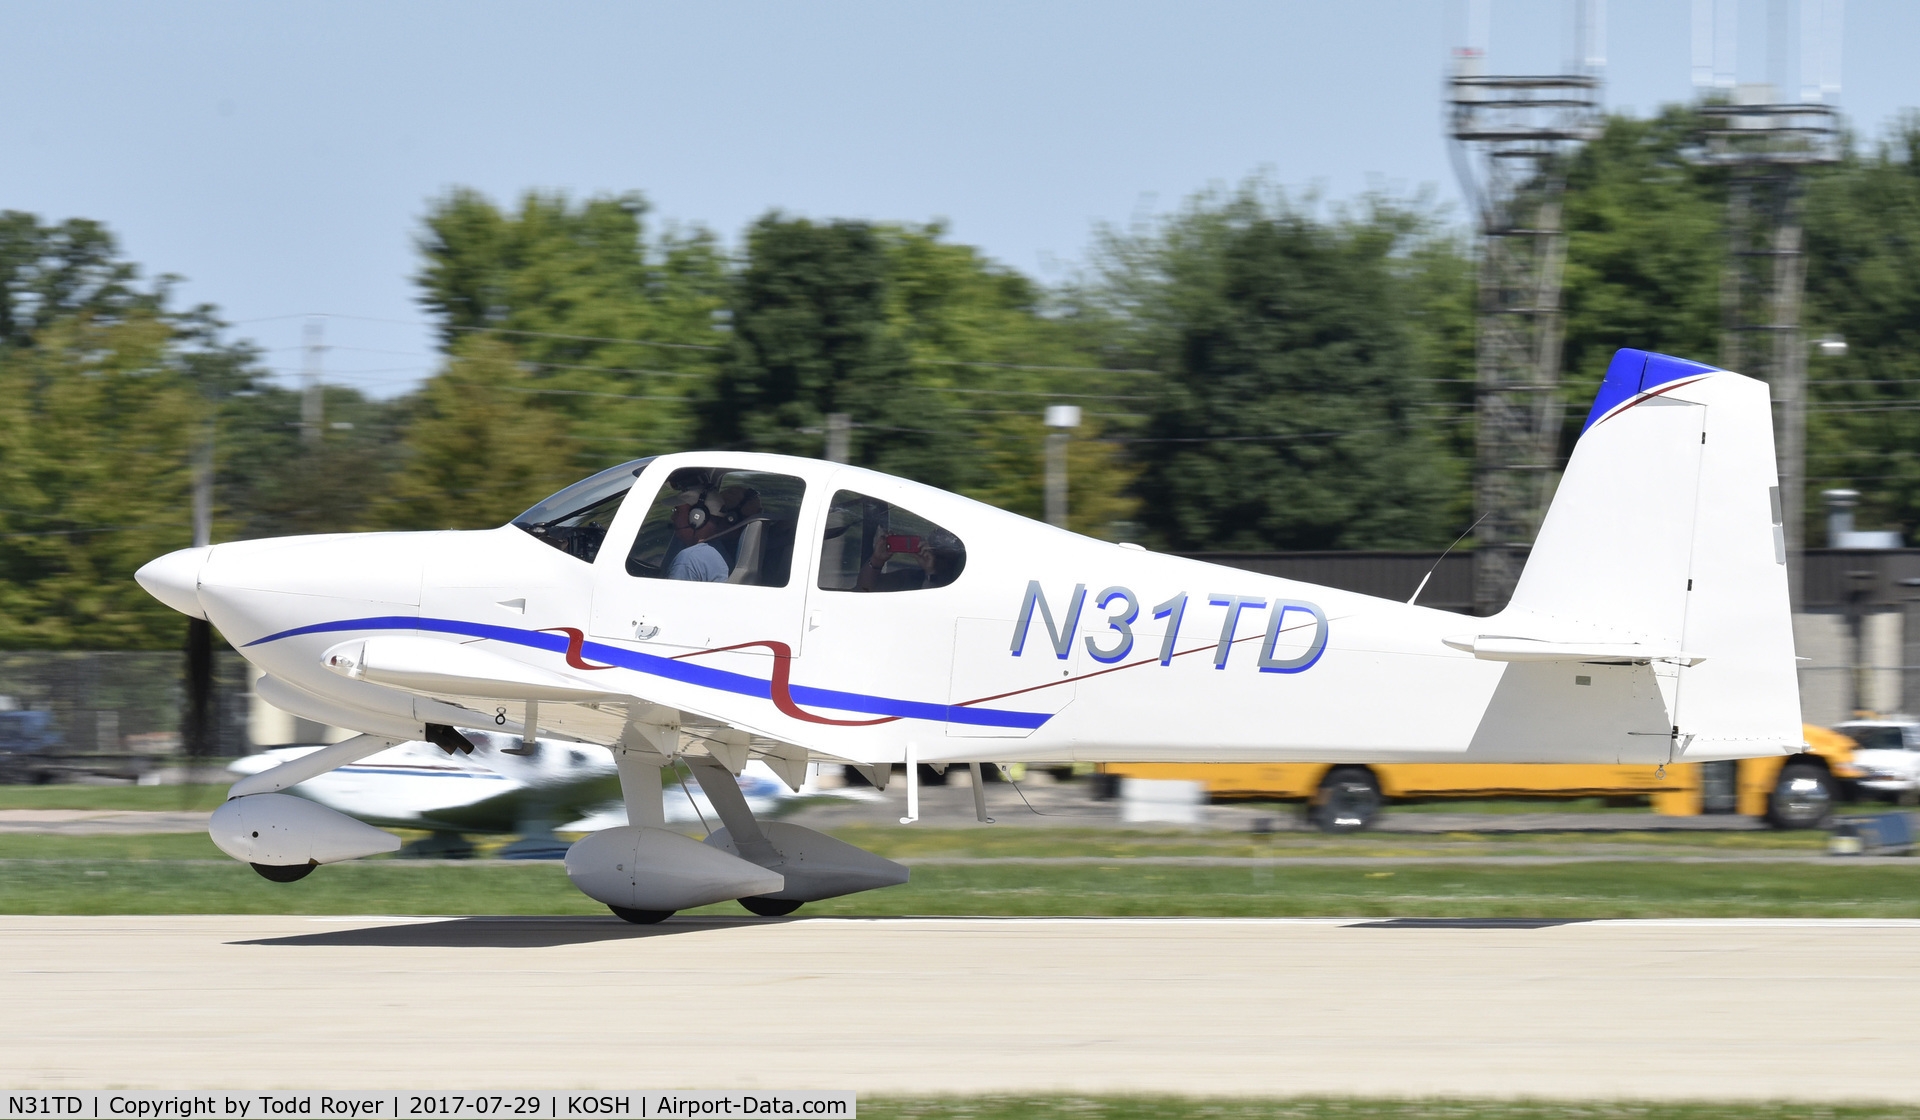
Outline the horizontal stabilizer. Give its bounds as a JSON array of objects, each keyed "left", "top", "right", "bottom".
[{"left": 1443, "top": 634, "right": 1700, "bottom": 664}]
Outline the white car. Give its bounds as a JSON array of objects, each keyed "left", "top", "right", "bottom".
[{"left": 1831, "top": 720, "right": 1920, "bottom": 801}]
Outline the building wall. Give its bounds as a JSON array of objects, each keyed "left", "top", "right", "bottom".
[
  {"left": 1794, "top": 611, "right": 1907, "bottom": 726},
  {"left": 244, "top": 666, "right": 351, "bottom": 748}
]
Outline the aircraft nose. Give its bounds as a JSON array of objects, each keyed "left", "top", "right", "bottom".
[{"left": 135, "top": 545, "right": 214, "bottom": 620}]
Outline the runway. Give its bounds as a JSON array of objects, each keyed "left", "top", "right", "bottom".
[{"left": 3, "top": 914, "right": 1917, "bottom": 1100}]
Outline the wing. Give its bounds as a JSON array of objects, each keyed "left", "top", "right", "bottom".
[{"left": 310, "top": 634, "right": 826, "bottom": 791}]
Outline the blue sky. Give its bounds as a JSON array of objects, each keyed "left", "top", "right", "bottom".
[{"left": 2, "top": 1, "right": 1913, "bottom": 397}]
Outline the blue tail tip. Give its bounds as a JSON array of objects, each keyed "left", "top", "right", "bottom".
[{"left": 1581, "top": 349, "right": 1722, "bottom": 434}]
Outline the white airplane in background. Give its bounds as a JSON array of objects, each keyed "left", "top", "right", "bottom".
[
  {"left": 226, "top": 737, "right": 818, "bottom": 857},
  {"left": 138, "top": 348, "right": 1804, "bottom": 922}
]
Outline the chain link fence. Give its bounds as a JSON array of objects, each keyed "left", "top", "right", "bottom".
[{"left": 0, "top": 650, "right": 252, "bottom": 782}]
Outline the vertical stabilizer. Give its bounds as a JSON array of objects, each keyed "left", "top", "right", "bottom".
[{"left": 1496, "top": 349, "right": 1802, "bottom": 761}]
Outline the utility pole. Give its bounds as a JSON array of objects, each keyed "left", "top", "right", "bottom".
[
  {"left": 825, "top": 412, "right": 851, "bottom": 465},
  {"left": 1690, "top": 0, "right": 1842, "bottom": 610},
  {"left": 181, "top": 423, "right": 214, "bottom": 763},
  {"left": 1448, "top": 0, "right": 1604, "bottom": 615},
  {"left": 1043, "top": 405, "right": 1080, "bottom": 530},
  {"left": 300, "top": 316, "right": 325, "bottom": 447}
]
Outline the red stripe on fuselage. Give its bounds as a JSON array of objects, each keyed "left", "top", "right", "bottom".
[{"left": 537, "top": 627, "right": 616, "bottom": 670}]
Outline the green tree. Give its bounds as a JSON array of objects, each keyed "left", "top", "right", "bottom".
[
  {"left": 415, "top": 189, "right": 726, "bottom": 469},
  {"left": 0, "top": 313, "right": 203, "bottom": 648},
  {"left": 0, "top": 214, "right": 295, "bottom": 648},
  {"left": 1074, "top": 183, "right": 1464, "bottom": 551},
  {"left": 701, "top": 215, "right": 968, "bottom": 486},
  {"left": 877, "top": 224, "right": 1141, "bottom": 534},
  {"left": 1802, "top": 115, "right": 1920, "bottom": 539},
  {"left": 213, "top": 382, "right": 412, "bottom": 540},
  {"left": 0, "top": 212, "right": 162, "bottom": 350},
  {"left": 1558, "top": 108, "right": 1728, "bottom": 449},
  {"left": 377, "top": 337, "right": 576, "bottom": 531}
]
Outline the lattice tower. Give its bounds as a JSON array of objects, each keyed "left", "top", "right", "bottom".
[
  {"left": 1448, "top": 56, "right": 1601, "bottom": 614},
  {"left": 1694, "top": 97, "right": 1839, "bottom": 608}
]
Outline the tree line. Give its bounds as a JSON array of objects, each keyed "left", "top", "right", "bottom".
[{"left": 7, "top": 107, "right": 1920, "bottom": 650}]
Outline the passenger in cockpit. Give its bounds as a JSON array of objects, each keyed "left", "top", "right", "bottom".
[
  {"left": 857, "top": 526, "right": 964, "bottom": 591},
  {"left": 666, "top": 490, "right": 731, "bottom": 582}
]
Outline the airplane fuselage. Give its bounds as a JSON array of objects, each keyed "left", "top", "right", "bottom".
[{"left": 143, "top": 450, "right": 1724, "bottom": 771}]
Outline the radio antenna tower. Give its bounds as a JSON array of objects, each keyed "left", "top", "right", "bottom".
[
  {"left": 1690, "top": 0, "right": 1842, "bottom": 608},
  {"left": 1448, "top": 0, "right": 1604, "bottom": 615}
]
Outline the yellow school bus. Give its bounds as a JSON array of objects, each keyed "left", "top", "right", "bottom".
[{"left": 1103, "top": 725, "right": 1859, "bottom": 831}]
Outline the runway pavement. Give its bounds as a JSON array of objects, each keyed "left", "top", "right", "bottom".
[
  {"left": 2, "top": 914, "right": 1916, "bottom": 1100},
  {"left": 0, "top": 809, "right": 211, "bottom": 835}
]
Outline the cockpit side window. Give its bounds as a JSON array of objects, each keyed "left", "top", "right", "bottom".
[
  {"left": 817, "top": 490, "right": 966, "bottom": 592},
  {"left": 511, "top": 457, "right": 654, "bottom": 563},
  {"left": 625, "top": 467, "right": 806, "bottom": 587}
]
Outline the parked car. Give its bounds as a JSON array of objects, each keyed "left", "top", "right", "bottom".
[
  {"left": 1831, "top": 718, "right": 1920, "bottom": 803},
  {"left": 0, "top": 698, "right": 63, "bottom": 783}
]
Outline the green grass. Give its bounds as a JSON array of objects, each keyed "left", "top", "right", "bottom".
[
  {"left": 0, "top": 858, "right": 601, "bottom": 916},
  {"left": 0, "top": 825, "right": 1835, "bottom": 870},
  {"left": 0, "top": 832, "right": 227, "bottom": 860},
  {"left": 858, "top": 1098, "right": 1920, "bottom": 1120},
  {"left": 826, "top": 826, "right": 1829, "bottom": 859},
  {"left": 0, "top": 823, "right": 1839, "bottom": 868},
  {"left": 0, "top": 783, "right": 228, "bottom": 810},
  {"left": 4, "top": 853, "right": 1917, "bottom": 918}
]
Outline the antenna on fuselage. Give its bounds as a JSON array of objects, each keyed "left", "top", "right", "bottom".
[{"left": 1408, "top": 512, "right": 1489, "bottom": 608}]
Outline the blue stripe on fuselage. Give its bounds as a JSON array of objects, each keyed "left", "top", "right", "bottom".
[{"left": 245, "top": 615, "right": 1051, "bottom": 730}]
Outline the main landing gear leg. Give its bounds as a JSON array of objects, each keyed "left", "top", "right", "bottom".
[
  {"left": 686, "top": 756, "right": 802, "bottom": 917},
  {"left": 604, "top": 743, "right": 675, "bottom": 923}
]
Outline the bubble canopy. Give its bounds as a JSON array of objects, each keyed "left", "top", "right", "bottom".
[{"left": 511, "top": 457, "right": 655, "bottom": 562}]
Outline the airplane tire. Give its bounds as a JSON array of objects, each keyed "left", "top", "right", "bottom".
[
  {"left": 1766, "top": 761, "right": 1835, "bottom": 830},
  {"left": 608, "top": 905, "right": 674, "bottom": 925},
  {"left": 1309, "top": 767, "right": 1382, "bottom": 833},
  {"left": 739, "top": 896, "right": 803, "bottom": 917},
  {"left": 250, "top": 862, "right": 316, "bottom": 883}
]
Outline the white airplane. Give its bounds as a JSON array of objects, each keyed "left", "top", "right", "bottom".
[
  {"left": 225, "top": 737, "right": 817, "bottom": 857},
  {"left": 226, "top": 734, "right": 616, "bottom": 857},
  {"left": 137, "top": 348, "right": 1802, "bottom": 921}
]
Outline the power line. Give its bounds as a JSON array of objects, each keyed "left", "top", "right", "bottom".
[
  {"left": 489, "top": 385, "right": 686, "bottom": 404},
  {"left": 0, "top": 521, "right": 180, "bottom": 540},
  {"left": 913, "top": 357, "right": 1164, "bottom": 377},
  {"left": 230, "top": 312, "right": 1176, "bottom": 378},
  {"left": 910, "top": 386, "right": 1153, "bottom": 401},
  {"left": 1807, "top": 404, "right": 1920, "bottom": 414},
  {"left": 1106, "top": 418, "right": 1473, "bottom": 444}
]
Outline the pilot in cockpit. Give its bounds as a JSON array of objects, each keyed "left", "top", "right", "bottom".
[{"left": 665, "top": 489, "right": 732, "bottom": 582}]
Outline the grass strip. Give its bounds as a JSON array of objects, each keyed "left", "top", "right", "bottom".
[
  {"left": 0, "top": 828, "right": 1839, "bottom": 867},
  {"left": 3, "top": 858, "right": 1917, "bottom": 918},
  {"left": 0, "top": 833, "right": 230, "bottom": 860},
  {"left": 858, "top": 1097, "right": 1920, "bottom": 1119},
  {"left": 0, "top": 784, "right": 230, "bottom": 811},
  {"left": 823, "top": 826, "right": 1831, "bottom": 859}
]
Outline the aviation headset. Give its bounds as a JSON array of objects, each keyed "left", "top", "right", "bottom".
[{"left": 681, "top": 489, "right": 726, "bottom": 531}]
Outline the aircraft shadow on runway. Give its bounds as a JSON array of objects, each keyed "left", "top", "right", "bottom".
[
  {"left": 1349, "top": 917, "right": 1586, "bottom": 929},
  {"left": 233, "top": 916, "right": 784, "bottom": 948},
  {"left": 233, "top": 914, "right": 1592, "bottom": 947}
]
